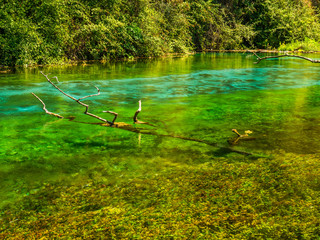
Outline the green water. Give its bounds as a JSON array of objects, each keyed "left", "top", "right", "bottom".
[{"left": 1, "top": 53, "right": 320, "bottom": 208}]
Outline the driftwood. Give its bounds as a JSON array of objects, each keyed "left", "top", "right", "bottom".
[
  {"left": 251, "top": 51, "right": 320, "bottom": 64},
  {"left": 32, "top": 72, "right": 255, "bottom": 156}
]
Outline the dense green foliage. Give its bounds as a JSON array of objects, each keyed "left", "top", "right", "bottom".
[
  {"left": 2, "top": 152, "right": 320, "bottom": 239},
  {"left": 1, "top": 0, "right": 320, "bottom": 66},
  {"left": 279, "top": 37, "right": 320, "bottom": 51}
]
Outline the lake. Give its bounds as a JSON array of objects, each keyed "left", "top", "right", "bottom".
[{"left": 1, "top": 52, "right": 320, "bottom": 208}]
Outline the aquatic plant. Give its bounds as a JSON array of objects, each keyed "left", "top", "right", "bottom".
[
  {"left": 1, "top": 152, "right": 320, "bottom": 239},
  {"left": 2, "top": 53, "right": 320, "bottom": 238}
]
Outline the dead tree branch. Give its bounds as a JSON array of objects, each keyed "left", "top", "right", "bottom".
[
  {"left": 252, "top": 52, "right": 320, "bottom": 64},
  {"left": 32, "top": 72, "right": 257, "bottom": 157},
  {"left": 102, "top": 111, "right": 118, "bottom": 124},
  {"left": 78, "top": 86, "right": 100, "bottom": 100},
  {"left": 40, "top": 71, "right": 115, "bottom": 125},
  {"left": 132, "top": 100, "right": 152, "bottom": 125},
  {"left": 31, "top": 93, "right": 64, "bottom": 119}
]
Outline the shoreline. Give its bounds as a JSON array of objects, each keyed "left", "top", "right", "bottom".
[{"left": 1, "top": 49, "right": 320, "bottom": 72}]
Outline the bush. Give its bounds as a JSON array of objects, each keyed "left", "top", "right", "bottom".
[{"left": 279, "top": 37, "right": 320, "bottom": 51}]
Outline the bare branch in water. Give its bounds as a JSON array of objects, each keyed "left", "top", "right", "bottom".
[
  {"left": 31, "top": 93, "right": 64, "bottom": 119},
  {"left": 132, "top": 100, "right": 150, "bottom": 125},
  {"left": 40, "top": 71, "right": 113, "bottom": 124},
  {"left": 78, "top": 86, "right": 100, "bottom": 101},
  {"left": 33, "top": 72, "right": 256, "bottom": 156},
  {"left": 251, "top": 51, "right": 320, "bottom": 64},
  {"left": 51, "top": 76, "right": 60, "bottom": 83},
  {"left": 102, "top": 110, "right": 118, "bottom": 125},
  {"left": 133, "top": 100, "right": 141, "bottom": 123}
]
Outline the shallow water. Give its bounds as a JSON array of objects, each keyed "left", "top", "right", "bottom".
[{"left": 1, "top": 53, "right": 320, "bottom": 207}]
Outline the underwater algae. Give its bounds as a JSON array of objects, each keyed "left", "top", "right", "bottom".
[
  {"left": 2, "top": 152, "right": 320, "bottom": 239},
  {"left": 1, "top": 53, "right": 320, "bottom": 238}
]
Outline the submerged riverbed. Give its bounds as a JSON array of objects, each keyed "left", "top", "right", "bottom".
[{"left": 1, "top": 52, "right": 320, "bottom": 209}]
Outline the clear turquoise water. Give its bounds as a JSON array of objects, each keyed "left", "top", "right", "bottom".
[{"left": 1, "top": 53, "right": 320, "bottom": 207}]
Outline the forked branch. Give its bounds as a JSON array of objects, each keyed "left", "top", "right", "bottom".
[
  {"left": 32, "top": 72, "right": 256, "bottom": 156},
  {"left": 252, "top": 52, "right": 320, "bottom": 64},
  {"left": 40, "top": 71, "right": 115, "bottom": 124},
  {"left": 102, "top": 111, "right": 118, "bottom": 124}
]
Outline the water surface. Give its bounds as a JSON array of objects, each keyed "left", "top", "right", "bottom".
[{"left": 1, "top": 53, "right": 320, "bottom": 207}]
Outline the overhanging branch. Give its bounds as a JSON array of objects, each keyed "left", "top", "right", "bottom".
[{"left": 251, "top": 52, "right": 320, "bottom": 64}]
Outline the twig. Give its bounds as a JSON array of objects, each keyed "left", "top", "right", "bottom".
[
  {"left": 31, "top": 93, "right": 64, "bottom": 119},
  {"left": 252, "top": 52, "right": 320, "bottom": 64},
  {"left": 52, "top": 76, "right": 60, "bottom": 83},
  {"left": 78, "top": 86, "right": 101, "bottom": 101},
  {"left": 102, "top": 111, "right": 118, "bottom": 125}
]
